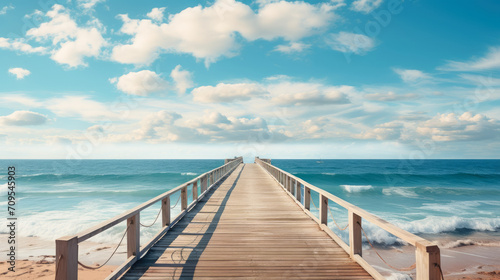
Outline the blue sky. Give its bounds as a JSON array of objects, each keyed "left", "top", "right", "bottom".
[{"left": 0, "top": 0, "right": 499, "bottom": 159}]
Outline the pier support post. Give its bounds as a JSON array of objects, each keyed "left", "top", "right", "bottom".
[
  {"left": 416, "top": 242, "right": 441, "bottom": 280},
  {"left": 201, "top": 176, "right": 207, "bottom": 193},
  {"left": 193, "top": 181, "right": 198, "bottom": 201},
  {"left": 55, "top": 236, "right": 78, "bottom": 280},
  {"left": 349, "top": 211, "right": 362, "bottom": 257},
  {"left": 162, "top": 197, "right": 170, "bottom": 227},
  {"left": 320, "top": 194, "right": 328, "bottom": 225},
  {"left": 127, "top": 214, "right": 140, "bottom": 260},
  {"left": 181, "top": 186, "right": 188, "bottom": 210},
  {"left": 304, "top": 187, "right": 311, "bottom": 210},
  {"left": 296, "top": 181, "right": 301, "bottom": 202}
]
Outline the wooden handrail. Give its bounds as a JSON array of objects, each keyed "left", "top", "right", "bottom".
[
  {"left": 55, "top": 157, "right": 243, "bottom": 280},
  {"left": 255, "top": 157, "right": 441, "bottom": 280}
]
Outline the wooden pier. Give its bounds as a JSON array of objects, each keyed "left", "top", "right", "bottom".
[{"left": 56, "top": 157, "right": 441, "bottom": 280}]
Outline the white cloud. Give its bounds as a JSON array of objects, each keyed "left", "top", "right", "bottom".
[
  {"left": 147, "top": 7, "right": 166, "bottom": 22},
  {"left": 112, "top": 0, "right": 337, "bottom": 66},
  {"left": 0, "top": 111, "right": 47, "bottom": 126},
  {"left": 111, "top": 70, "right": 169, "bottom": 96},
  {"left": 26, "top": 4, "right": 107, "bottom": 67},
  {"left": 0, "top": 5, "right": 14, "bottom": 15},
  {"left": 77, "top": 0, "right": 105, "bottom": 10},
  {"left": 274, "top": 42, "right": 310, "bottom": 53},
  {"left": 393, "top": 68, "right": 430, "bottom": 83},
  {"left": 0, "top": 95, "right": 42, "bottom": 107},
  {"left": 45, "top": 96, "right": 115, "bottom": 121},
  {"left": 133, "top": 110, "right": 183, "bottom": 141},
  {"left": 326, "top": 32, "right": 376, "bottom": 54},
  {"left": 170, "top": 65, "right": 194, "bottom": 95},
  {"left": 356, "top": 121, "right": 404, "bottom": 140},
  {"left": 268, "top": 81, "right": 352, "bottom": 106},
  {"left": 416, "top": 112, "right": 500, "bottom": 141},
  {"left": 351, "top": 0, "right": 383, "bottom": 13},
  {"left": 8, "top": 68, "right": 31, "bottom": 79},
  {"left": 365, "top": 91, "right": 417, "bottom": 101},
  {"left": 0, "top": 37, "right": 47, "bottom": 54},
  {"left": 439, "top": 47, "right": 500, "bottom": 71},
  {"left": 192, "top": 82, "right": 268, "bottom": 103}
]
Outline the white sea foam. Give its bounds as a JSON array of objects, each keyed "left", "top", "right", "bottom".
[
  {"left": 382, "top": 187, "right": 418, "bottom": 198},
  {"left": 328, "top": 216, "right": 500, "bottom": 246},
  {"left": 400, "top": 216, "right": 500, "bottom": 234},
  {"left": 439, "top": 239, "right": 500, "bottom": 249},
  {"left": 0, "top": 199, "right": 172, "bottom": 244},
  {"left": 181, "top": 172, "right": 198, "bottom": 176},
  {"left": 322, "top": 173, "right": 336, "bottom": 176},
  {"left": 340, "top": 185, "right": 373, "bottom": 193},
  {"left": 419, "top": 201, "right": 483, "bottom": 215}
]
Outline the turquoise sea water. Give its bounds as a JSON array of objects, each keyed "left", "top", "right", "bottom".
[{"left": 0, "top": 159, "right": 499, "bottom": 247}]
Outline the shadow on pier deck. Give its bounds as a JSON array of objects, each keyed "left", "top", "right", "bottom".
[{"left": 121, "top": 163, "right": 372, "bottom": 279}]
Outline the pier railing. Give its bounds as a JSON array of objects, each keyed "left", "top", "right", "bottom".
[
  {"left": 55, "top": 157, "right": 243, "bottom": 280},
  {"left": 255, "top": 157, "right": 441, "bottom": 280}
]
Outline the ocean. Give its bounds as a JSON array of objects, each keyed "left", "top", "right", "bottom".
[{"left": 1, "top": 159, "right": 499, "bottom": 251}]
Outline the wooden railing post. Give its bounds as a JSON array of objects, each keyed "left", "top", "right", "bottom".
[
  {"left": 304, "top": 187, "right": 310, "bottom": 210},
  {"left": 161, "top": 196, "right": 170, "bottom": 227},
  {"left": 290, "top": 178, "right": 295, "bottom": 195},
  {"left": 193, "top": 181, "right": 198, "bottom": 201},
  {"left": 55, "top": 236, "right": 78, "bottom": 280},
  {"left": 181, "top": 186, "right": 188, "bottom": 210},
  {"left": 320, "top": 194, "right": 328, "bottom": 225},
  {"left": 349, "top": 210, "right": 362, "bottom": 257},
  {"left": 127, "top": 214, "right": 140, "bottom": 260},
  {"left": 201, "top": 176, "right": 207, "bottom": 193},
  {"left": 416, "top": 242, "right": 441, "bottom": 280},
  {"left": 296, "top": 181, "right": 301, "bottom": 202}
]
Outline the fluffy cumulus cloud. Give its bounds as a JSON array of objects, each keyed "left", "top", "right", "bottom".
[
  {"left": 189, "top": 111, "right": 286, "bottom": 142},
  {"left": 192, "top": 83, "right": 268, "bottom": 103},
  {"left": 130, "top": 110, "right": 184, "bottom": 141},
  {"left": 0, "top": 37, "right": 47, "bottom": 54},
  {"left": 393, "top": 68, "right": 430, "bottom": 83},
  {"left": 274, "top": 42, "right": 310, "bottom": 53},
  {"left": 26, "top": 4, "right": 106, "bottom": 67},
  {"left": 268, "top": 81, "right": 352, "bottom": 106},
  {"left": 439, "top": 46, "right": 500, "bottom": 71},
  {"left": 357, "top": 121, "right": 404, "bottom": 141},
  {"left": 170, "top": 65, "right": 194, "bottom": 95},
  {"left": 350, "top": 0, "right": 383, "bottom": 13},
  {"left": 8, "top": 68, "right": 31, "bottom": 79},
  {"left": 111, "top": 1, "right": 338, "bottom": 66},
  {"left": 111, "top": 70, "right": 169, "bottom": 96},
  {"left": 416, "top": 112, "right": 500, "bottom": 142},
  {"left": 326, "top": 32, "right": 376, "bottom": 54},
  {"left": 0, "top": 111, "right": 47, "bottom": 126},
  {"left": 147, "top": 7, "right": 166, "bottom": 22}
]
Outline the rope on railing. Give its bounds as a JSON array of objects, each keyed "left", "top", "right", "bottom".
[
  {"left": 78, "top": 223, "right": 131, "bottom": 270},
  {"left": 358, "top": 221, "right": 416, "bottom": 272},
  {"left": 170, "top": 192, "right": 182, "bottom": 209},
  {"left": 139, "top": 204, "right": 163, "bottom": 228},
  {"left": 328, "top": 206, "right": 349, "bottom": 231},
  {"left": 55, "top": 255, "right": 63, "bottom": 276},
  {"left": 310, "top": 194, "right": 318, "bottom": 210},
  {"left": 436, "top": 263, "right": 445, "bottom": 280}
]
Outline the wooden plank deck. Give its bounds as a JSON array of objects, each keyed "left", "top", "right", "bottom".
[{"left": 120, "top": 163, "right": 373, "bottom": 279}]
